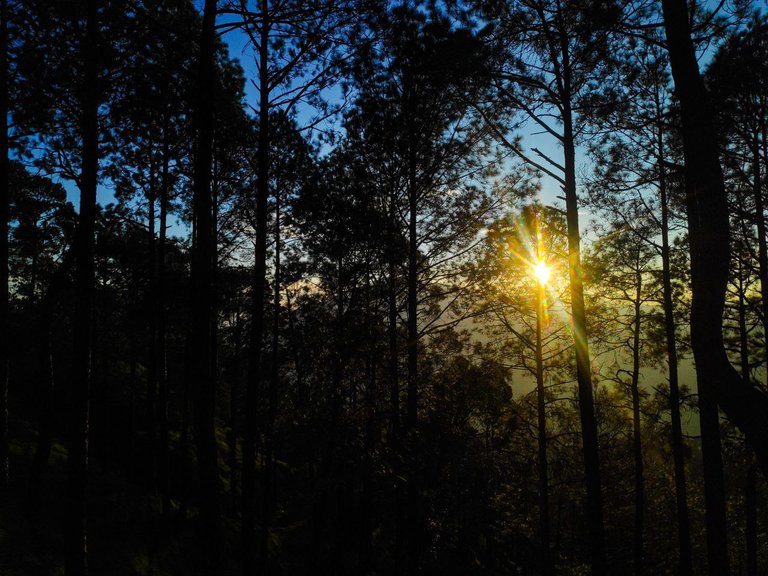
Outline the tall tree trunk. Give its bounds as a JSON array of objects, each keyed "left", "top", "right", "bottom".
[
  {"left": 189, "top": 0, "right": 220, "bottom": 571},
  {"left": 260, "top": 191, "right": 280, "bottom": 574},
  {"left": 147, "top": 159, "right": 158, "bottom": 490},
  {"left": 388, "top": 192, "right": 400, "bottom": 436},
  {"left": 285, "top": 289, "right": 303, "bottom": 406},
  {"left": 66, "top": 1, "right": 99, "bottom": 573},
  {"left": 32, "top": 249, "right": 75, "bottom": 479},
  {"left": 737, "top": 248, "right": 758, "bottom": 576},
  {"left": 630, "top": 266, "right": 644, "bottom": 576},
  {"left": 535, "top": 260, "right": 550, "bottom": 575},
  {"left": 659, "top": 1, "right": 761, "bottom": 572},
  {"left": 745, "top": 462, "right": 757, "bottom": 576},
  {"left": 562, "top": 92, "right": 606, "bottom": 574},
  {"left": 661, "top": 0, "right": 768, "bottom": 474},
  {"left": 243, "top": 4, "right": 270, "bottom": 573},
  {"left": 387, "top": 190, "right": 403, "bottom": 566},
  {"left": 229, "top": 312, "right": 241, "bottom": 512},
  {"left": 158, "top": 127, "right": 170, "bottom": 519},
  {"left": 658, "top": 145, "right": 693, "bottom": 576},
  {"left": 405, "top": 120, "right": 420, "bottom": 576},
  {"left": 750, "top": 137, "right": 768, "bottom": 379},
  {"left": 0, "top": 0, "right": 8, "bottom": 489}
]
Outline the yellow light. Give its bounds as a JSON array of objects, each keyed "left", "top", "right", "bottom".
[{"left": 533, "top": 261, "right": 550, "bottom": 285}]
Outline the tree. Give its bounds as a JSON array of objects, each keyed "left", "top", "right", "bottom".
[
  {"left": 583, "top": 35, "right": 694, "bottom": 573},
  {"left": 660, "top": 0, "right": 768, "bottom": 573},
  {"left": 471, "top": 1, "right": 625, "bottom": 570},
  {"left": 0, "top": 0, "right": 9, "bottom": 488},
  {"left": 470, "top": 202, "right": 570, "bottom": 572},
  {"left": 189, "top": 0, "right": 220, "bottom": 571},
  {"left": 220, "top": 2, "right": 364, "bottom": 569}
]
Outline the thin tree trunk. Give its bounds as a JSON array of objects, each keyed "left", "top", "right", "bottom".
[
  {"left": 147, "top": 158, "right": 158, "bottom": 490},
  {"left": 750, "top": 138, "right": 768, "bottom": 379},
  {"left": 284, "top": 288, "right": 303, "bottom": 406},
  {"left": 406, "top": 128, "right": 420, "bottom": 576},
  {"left": 388, "top": 191, "right": 400, "bottom": 436},
  {"left": 65, "top": 0, "right": 99, "bottom": 573},
  {"left": 0, "top": 0, "right": 8, "bottom": 489},
  {"left": 260, "top": 190, "right": 280, "bottom": 574},
  {"left": 746, "top": 462, "right": 757, "bottom": 576},
  {"left": 228, "top": 312, "right": 241, "bottom": 512},
  {"left": 535, "top": 266, "right": 550, "bottom": 575},
  {"left": 32, "top": 249, "right": 75, "bottom": 479},
  {"left": 658, "top": 145, "right": 693, "bottom": 576},
  {"left": 387, "top": 190, "right": 403, "bottom": 565},
  {"left": 243, "top": 3, "right": 270, "bottom": 572},
  {"left": 158, "top": 126, "right": 170, "bottom": 519},
  {"left": 189, "top": 0, "right": 220, "bottom": 571},
  {"left": 630, "top": 266, "right": 644, "bottom": 576},
  {"left": 736, "top": 247, "right": 758, "bottom": 576}
]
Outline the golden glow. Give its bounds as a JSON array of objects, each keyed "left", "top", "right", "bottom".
[{"left": 533, "top": 261, "right": 550, "bottom": 285}]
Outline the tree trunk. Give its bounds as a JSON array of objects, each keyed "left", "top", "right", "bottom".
[
  {"left": 658, "top": 148, "right": 693, "bottom": 576},
  {"left": 630, "top": 268, "right": 644, "bottom": 576},
  {"left": 562, "top": 92, "right": 606, "bottom": 575},
  {"left": 243, "top": 3, "right": 270, "bottom": 572},
  {"left": 750, "top": 138, "right": 768, "bottom": 381},
  {"left": 32, "top": 249, "right": 75, "bottom": 479},
  {"left": 388, "top": 191, "right": 400, "bottom": 436},
  {"left": 0, "top": 0, "right": 8, "bottom": 489},
  {"left": 746, "top": 462, "right": 757, "bottom": 576},
  {"left": 387, "top": 190, "right": 403, "bottom": 566},
  {"left": 189, "top": 0, "right": 220, "bottom": 571},
  {"left": 405, "top": 117, "right": 420, "bottom": 576},
  {"left": 658, "top": 1, "right": 768, "bottom": 572},
  {"left": 65, "top": 0, "right": 99, "bottom": 573},
  {"left": 158, "top": 126, "right": 170, "bottom": 519},
  {"left": 260, "top": 190, "right": 281, "bottom": 573},
  {"left": 661, "top": 0, "right": 768, "bottom": 475},
  {"left": 535, "top": 275, "right": 550, "bottom": 575},
  {"left": 147, "top": 158, "right": 158, "bottom": 490}
]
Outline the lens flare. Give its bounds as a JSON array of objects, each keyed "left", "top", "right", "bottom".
[{"left": 534, "top": 261, "right": 550, "bottom": 285}]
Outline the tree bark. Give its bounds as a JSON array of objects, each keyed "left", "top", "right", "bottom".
[{"left": 189, "top": 0, "right": 220, "bottom": 571}]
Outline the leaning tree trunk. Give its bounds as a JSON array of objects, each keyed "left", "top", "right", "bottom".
[
  {"left": 66, "top": 1, "right": 99, "bottom": 573},
  {"left": 659, "top": 0, "right": 768, "bottom": 572},
  {"left": 189, "top": 0, "right": 220, "bottom": 571}
]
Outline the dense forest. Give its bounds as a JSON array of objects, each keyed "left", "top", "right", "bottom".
[{"left": 0, "top": 0, "right": 767, "bottom": 574}]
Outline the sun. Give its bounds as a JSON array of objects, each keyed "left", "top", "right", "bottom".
[{"left": 533, "top": 261, "right": 550, "bottom": 285}]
